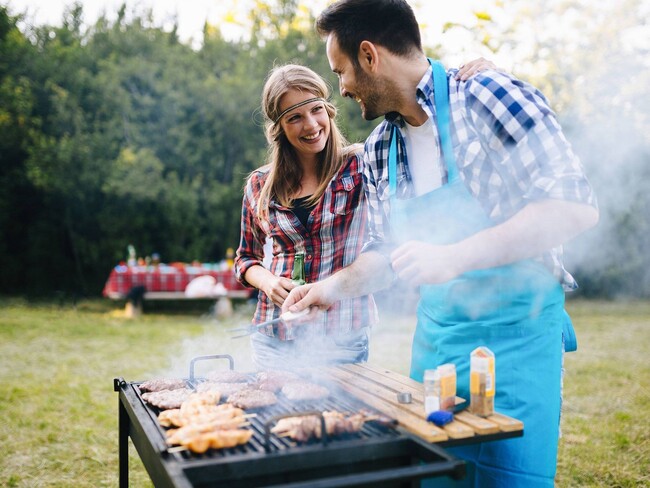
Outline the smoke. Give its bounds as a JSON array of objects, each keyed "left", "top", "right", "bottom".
[
  {"left": 146, "top": 318, "right": 256, "bottom": 378},
  {"left": 559, "top": 52, "right": 650, "bottom": 298},
  {"left": 412, "top": 0, "right": 650, "bottom": 300}
]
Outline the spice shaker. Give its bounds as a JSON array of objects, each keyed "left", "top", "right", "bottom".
[
  {"left": 424, "top": 363, "right": 457, "bottom": 415},
  {"left": 469, "top": 346, "right": 495, "bottom": 417},
  {"left": 423, "top": 369, "right": 441, "bottom": 415},
  {"left": 438, "top": 363, "right": 457, "bottom": 411}
]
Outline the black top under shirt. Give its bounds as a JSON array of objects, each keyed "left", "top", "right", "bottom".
[{"left": 292, "top": 195, "right": 316, "bottom": 228}]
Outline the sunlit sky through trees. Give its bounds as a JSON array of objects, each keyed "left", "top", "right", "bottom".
[{"left": 0, "top": 0, "right": 543, "bottom": 67}]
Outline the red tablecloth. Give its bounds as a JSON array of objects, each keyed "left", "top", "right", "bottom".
[{"left": 102, "top": 265, "right": 249, "bottom": 299}]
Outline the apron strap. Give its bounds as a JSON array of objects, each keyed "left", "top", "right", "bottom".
[
  {"left": 387, "top": 59, "right": 460, "bottom": 196},
  {"left": 429, "top": 59, "right": 460, "bottom": 183}
]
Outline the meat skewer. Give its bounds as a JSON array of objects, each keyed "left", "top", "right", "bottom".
[
  {"left": 158, "top": 403, "right": 246, "bottom": 428},
  {"left": 168, "top": 428, "right": 253, "bottom": 454},
  {"left": 270, "top": 410, "right": 368, "bottom": 442},
  {"left": 158, "top": 391, "right": 253, "bottom": 453}
]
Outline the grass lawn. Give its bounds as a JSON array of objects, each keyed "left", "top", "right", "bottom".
[{"left": 0, "top": 297, "right": 648, "bottom": 487}]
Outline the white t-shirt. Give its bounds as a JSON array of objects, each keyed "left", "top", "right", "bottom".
[{"left": 401, "top": 117, "right": 443, "bottom": 196}]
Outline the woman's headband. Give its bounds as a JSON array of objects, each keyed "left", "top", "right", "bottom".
[{"left": 274, "top": 97, "right": 326, "bottom": 124}]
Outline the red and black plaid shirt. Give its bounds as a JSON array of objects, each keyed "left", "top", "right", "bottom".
[{"left": 235, "top": 153, "right": 377, "bottom": 340}]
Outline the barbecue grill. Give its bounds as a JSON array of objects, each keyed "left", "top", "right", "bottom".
[{"left": 115, "top": 355, "right": 466, "bottom": 487}]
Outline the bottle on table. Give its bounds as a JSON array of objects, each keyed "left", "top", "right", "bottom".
[{"left": 127, "top": 244, "right": 137, "bottom": 267}]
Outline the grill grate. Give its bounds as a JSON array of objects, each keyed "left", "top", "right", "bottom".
[
  {"left": 137, "top": 378, "right": 402, "bottom": 461},
  {"left": 115, "top": 357, "right": 465, "bottom": 487}
]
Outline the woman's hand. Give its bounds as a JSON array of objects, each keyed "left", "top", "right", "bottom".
[
  {"left": 456, "top": 57, "right": 500, "bottom": 81},
  {"left": 261, "top": 275, "right": 296, "bottom": 308}
]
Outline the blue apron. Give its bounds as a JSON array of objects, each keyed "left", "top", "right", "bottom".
[{"left": 388, "top": 60, "right": 572, "bottom": 487}]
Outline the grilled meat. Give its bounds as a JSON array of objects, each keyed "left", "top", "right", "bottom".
[
  {"left": 227, "top": 388, "right": 278, "bottom": 409},
  {"left": 195, "top": 381, "right": 248, "bottom": 399},
  {"left": 204, "top": 370, "right": 250, "bottom": 383},
  {"left": 254, "top": 370, "right": 301, "bottom": 392},
  {"left": 139, "top": 378, "right": 187, "bottom": 393},
  {"left": 159, "top": 401, "right": 245, "bottom": 428},
  {"left": 281, "top": 381, "right": 330, "bottom": 401},
  {"left": 141, "top": 388, "right": 193, "bottom": 410},
  {"left": 179, "top": 391, "right": 221, "bottom": 412},
  {"left": 161, "top": 392, "right": 252, "bottom": 453},
  {"left": 271, "top": 411, "right": 367, "bottom": 442},
  {"left": 168, "top": 428, "right": 252, "bottom": 454}
]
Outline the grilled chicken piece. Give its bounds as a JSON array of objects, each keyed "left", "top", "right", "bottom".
[
  {"left": 158, "top": 402, "right": 244, "bottom": 428},
  {"left": 180, "top": 429, "right": 253, "bottom": 454},
  {"left": 166, "top": 416, "right": 248, "bottom": 443},
  {"left": 163, "top": 395, "right": 251, "bottom": 453},
  {"left": 167, "top": 425, "right": 252, "bottom": 453}
]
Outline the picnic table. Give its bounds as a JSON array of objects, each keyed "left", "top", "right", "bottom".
[{"left": 102, "top": 263, "right": 251, "bottom": 316}]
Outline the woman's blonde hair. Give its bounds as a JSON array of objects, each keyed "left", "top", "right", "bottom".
[{"left": 255, "top": 64, "right": 355, "bottom": 224}]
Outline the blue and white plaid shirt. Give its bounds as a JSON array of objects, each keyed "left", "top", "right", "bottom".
[{"left": 362, "top": 66, "right": 597, "bottom": 290}]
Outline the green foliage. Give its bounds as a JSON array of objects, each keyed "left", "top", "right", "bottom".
[
  {"left": 0, "top": 1, "right": 646, "bottom": 297},
  {"left": 0, "top": 2, "right": 380, "bottom": 297}
]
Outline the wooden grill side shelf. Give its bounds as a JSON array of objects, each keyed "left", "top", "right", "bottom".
[{"left": 326, "top": 363, "right": 524, "bottom": 447}]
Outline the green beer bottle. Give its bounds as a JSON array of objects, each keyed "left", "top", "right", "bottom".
[{"left": 291, "top": 252, "right": 306, "bottom": 285}]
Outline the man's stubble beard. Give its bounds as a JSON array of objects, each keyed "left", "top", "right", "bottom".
[{"left": 355, "top": 68, "right": 394, "bottom": 121}]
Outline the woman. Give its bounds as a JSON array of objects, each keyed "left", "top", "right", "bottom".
[
  {"left": 236, "top": 60, "right": 496, "bottom": 370},
  {"left": 235, "top": 64, "right": 373, "bottom": 369}
]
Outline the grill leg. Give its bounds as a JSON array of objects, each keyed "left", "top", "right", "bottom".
[{"left": 119, "top": 397, "right": 129, "bottom": 488}]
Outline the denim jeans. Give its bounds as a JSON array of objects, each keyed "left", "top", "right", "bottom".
[{"left": 250, "top": 327, "right": 369, "bottom": 370}]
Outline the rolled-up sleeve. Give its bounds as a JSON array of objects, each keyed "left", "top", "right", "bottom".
[
  {"left": 234, "top": 174, "right": 266, "bottom": 287},
  {"left": 360, "top": 133, "right": 395, "bottom": 257}
]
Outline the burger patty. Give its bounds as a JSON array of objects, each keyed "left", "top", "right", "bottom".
[
  {"left": 227, "top": 388, "right": 278, "bottom": 409},
  {"left": 141, "top": 388, "right": 193, "bottom": 410},
  {"left": 139, "top": 378, "right": 187, "bottom": 393},
  {"left": 254, "top": 370, "right": 301, "bottom": 392},
  {"left": 204, "top": 370, "right": 250, "bottom": 383},
  {"left": 195, "top": 381, "right": 249, "bottom": 399}
]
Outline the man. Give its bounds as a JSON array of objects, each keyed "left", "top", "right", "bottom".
[{"left": 283, "top": 0, "right": 598, "bottom": 487}]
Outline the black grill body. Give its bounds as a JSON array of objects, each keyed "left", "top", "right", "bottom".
[{"left": 114, "top": 375, "right": 465, "bottom": 488}]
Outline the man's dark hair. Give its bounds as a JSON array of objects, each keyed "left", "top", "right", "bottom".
[{"left": 316, "top": 0, "right": 423, "bottom": 68}]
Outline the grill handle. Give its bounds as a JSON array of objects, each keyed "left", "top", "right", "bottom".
[
  {"left": 264, "top": 410, "right": 328, "bottom": 453},
  {"left": 189, "top": 354, "right": 235, "bottom": 383}
]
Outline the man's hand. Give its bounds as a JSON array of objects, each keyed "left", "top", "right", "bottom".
[
  {"left": 456, "top": 57, "right": 501, "bottom": 81},
  {"left": 282, "top": 281, "right": 337, "bottom": 314},
  {"left": 283, "top": 251, "right": 396, "bottom": 313},
  {"left": 390, "top": 241, "right": 465, "bottom": 287},
  {"left": 390, "top": 200, "right": 599, "bottom": 287}
]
